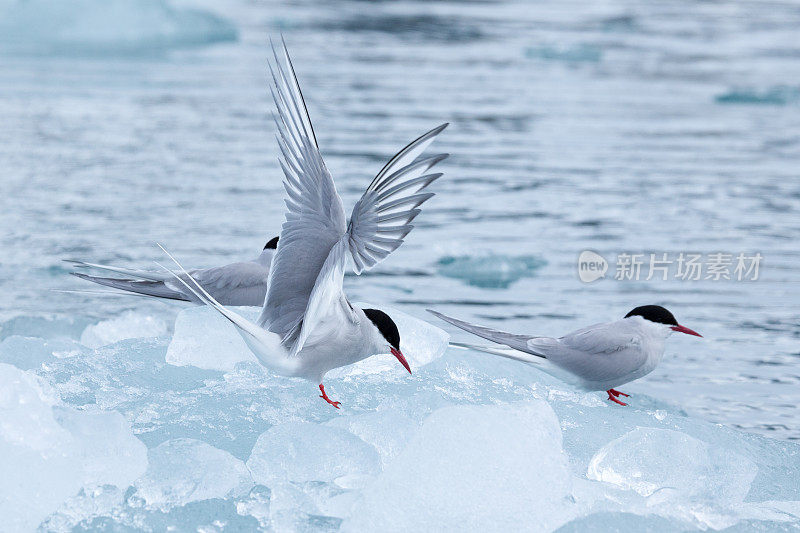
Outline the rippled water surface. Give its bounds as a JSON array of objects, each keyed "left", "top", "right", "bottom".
[{"left": 1, "top": 0, "right": 799, "bottom": 448}]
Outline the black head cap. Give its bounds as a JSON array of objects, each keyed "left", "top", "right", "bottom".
[
  {"left": 624, "top": 305, "right": 678, "bottom": 326},
  {"left": 264, "top": 236, "right": 279, "bottom": 250},
  {"left": 363, "top": 308, "right": 400, "bottom": 350}
]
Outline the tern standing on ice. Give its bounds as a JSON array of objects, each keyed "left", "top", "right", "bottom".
[
  {"left": 160, "top": 42, "right": 448, "bottom": 408},
  {"left": 66, "top": 237, "right": 278, "bottom": 306},
  {"left": 428, "top": 305, "right": 701, "bottom": 406}
]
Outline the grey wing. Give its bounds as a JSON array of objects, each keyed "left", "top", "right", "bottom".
[
  {"left": 258, "top": 40, "right": 348, "bottom": 344},
  {"left": 288, "top": 122, "right": 449, "bottom": 356},
  {"left": 536, "top": 321, "right": 646, "bottom": 385},
  {"left": 427, "top": 310, "right": 546, "bottom": 356},
  {"left": 188, "top": 262, "right": 269, "bottom": 307},
  {"left": 347, "top": 125, "right": 448, "bottom": 274},
  {"left": 289, "top": 237, "right": 353, "bottom": 356},
  {"left": 558, "top": 321, "right": 642, "bottom": 355}
]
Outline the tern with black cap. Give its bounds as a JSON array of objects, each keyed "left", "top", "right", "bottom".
[
  {"left": 158, "top": 40, "right": 447, "bottom": 408},
  {"left": 428, "top": 305, "right": 701, "bottom": 406}
]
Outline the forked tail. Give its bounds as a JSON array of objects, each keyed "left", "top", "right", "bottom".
[{"left": 156, "top": 244, "right": 295, "bottom": 375}]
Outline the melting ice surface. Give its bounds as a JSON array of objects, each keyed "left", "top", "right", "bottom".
[{"left": 1, "top": 309, "right": 800, "bottom": 532}]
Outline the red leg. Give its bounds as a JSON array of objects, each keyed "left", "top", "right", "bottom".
[
  {"left": 319, "top": 384, "right": 341, "bottom": 409},
  {"left": 607, "top": 389, "right": 628, "bottom": 406},
  {"left": 608, "top": 388, "right": 630, "bottom": 398}
]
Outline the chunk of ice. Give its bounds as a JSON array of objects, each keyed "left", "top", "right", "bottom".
[
  {"left": 247, "top": 422, "right": 381, "bottom": 485},
  {"left": 166, "top": 306, "right": 259, "bottom": 371},
  {"left": 9, "top": 318, "right": 800, "bottom": 531},
  {"left": 0, "top": 335, "right": 84, "bottom": 370},
  {"left": 80, "top": 311, "right": 168, "bottom": 349},
  {"left": 436, "top": 254, "right": 546, "bottom": 288},
  {"left": 0, "top": 0, "right": 237, "bottom": 55},
  {"left": 587, "top": 427, "right": 758, "bottom": 503},
  {"left": 0, "top": 363, "right": 146, "bottom": 532},
  {"left": 134, "top": 438, "right": 252, "bottom": 510},
  {"left": 53, "top": 406, "right": 149, "bottom": 489},
  {"left": 343, "top": 401, "right": 577, "bottom": 532},
  {"left": 326, "top": 410, "right": 419, "bottom": 468}
]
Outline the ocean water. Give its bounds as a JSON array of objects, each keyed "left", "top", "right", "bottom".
[{"left": 1, "top": 0, "right": 800, "bottom": 530}]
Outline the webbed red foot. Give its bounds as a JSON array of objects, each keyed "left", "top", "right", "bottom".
[
  {"left": 607, "top": 389, "right": 628, "bottom": 406},
  {"left": 319, "top": 384, "right": 341, "bottom": 409}
]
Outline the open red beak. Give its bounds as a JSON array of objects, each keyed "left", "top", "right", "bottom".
[
  {"left": 671, "top": 324, "right": 702, "bottom": 337},
  {"left": 390, "top": 347, "right": 411, "bottom": 374}
]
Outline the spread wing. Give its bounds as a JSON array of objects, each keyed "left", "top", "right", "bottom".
[
  {"left": 347, "top": 125, "right": 448, "bottom": 274},
  {"left": 258, "top": 40, "right": 349, "bottom": 346},
  {"left": 260, "top": 40, "right": 447, "bottom": 357}
]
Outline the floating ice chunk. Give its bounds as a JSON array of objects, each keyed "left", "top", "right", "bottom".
[
  {"left": 587, "top": 427, "right": 758, "bottom": 504},
  {"left": 53, "top": 406, "right": 148, "bottom": 489},
  {"left": 168, "top": 304, "right": 448, "bottom": 376},
  {"left": 80, "top": 498, "right": 261, "bottom": 531},
  {"left": 41, "top": 485, "right": 126, "bottom": 532},
  {"left": 247, "top": 422, "right": 381, "bottom": 485},
  {"left": 80, "top": 311, "right": 168, "bottom": 349},
  {"left": 436, "top": 254, "right": 546, "bottom": 288},
  {"left": 235, "top": 485, "right": 272, "bottom": 529},
  {"left": 0, "top": 0, "right": 237, "bottom": 56},
  {"left": 0, "top": 315, "right": 90, "bottom": 341},
  {"left": 0, "top": 364, "right": 78, "bottom": 533},
  {"left": 134, "top": 438, "right": 252, "bottom": 510},
  {"left": 343, "top": 401, "right": 577, "bottom": 532},
  {"left": 0, "top": 335, "right": 84, "bottom": 370},
  {"left": 555, "top": 512, "right": 682, "bottom": 532},
  {"left": 715, "top": 86, "right": 800, "bottom": 106},
  {"left": 166, "top": 306, "right": 259, "bottom": 371},
  {"left": 525, "top": 43, "right": 603, "bottom": 63},
  {"left": 0, "top": 363, "right": 146, "bottom": 531},
  {"left": 327, "top": 410, "right": 419, "bottom": 467}
]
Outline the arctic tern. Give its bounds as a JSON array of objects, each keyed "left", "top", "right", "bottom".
[
  {"left": 428, "top": 305, "right": 701, "bottom": 406},
  {"left": 159, "top": 41, "right": 448, "bottom": 408}
]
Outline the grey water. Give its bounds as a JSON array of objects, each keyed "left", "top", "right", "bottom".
[{"left": 1, "top": 0, "right": 799, "bottom": 452}]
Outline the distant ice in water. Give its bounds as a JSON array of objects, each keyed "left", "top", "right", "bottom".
[
  {"left": 715, "top": 86, "right": 800, "bottom": 105},
  {"left": 525, "top": 44, "right": 603, "bottom": 63},
  {"left": 437, "top": 254, "right": 546, "bottom": 288},
  {"left": 0, "top": 0, "right": 237, "bottom": 55}
]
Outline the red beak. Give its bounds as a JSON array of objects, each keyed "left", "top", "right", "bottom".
[
  {"left": 671, "top": 324, "right": 702, "bottom": 337},
  {"left": 390, "top": 347, "right": 411, "bottom": 374}
]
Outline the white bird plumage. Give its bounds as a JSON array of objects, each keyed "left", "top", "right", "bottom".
[{"left": 159, "top": 40, "right": 448, "bottom": 407}]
